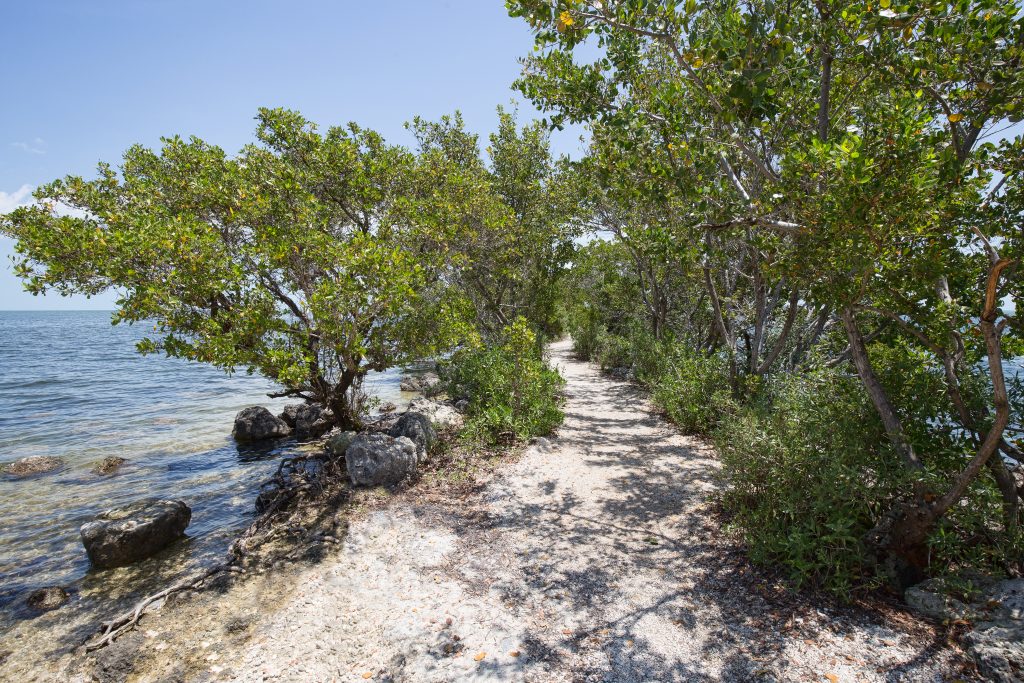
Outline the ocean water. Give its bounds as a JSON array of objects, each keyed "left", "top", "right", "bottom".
[{"left": 0, "top": 310, "right": 415, "bottom": 620}]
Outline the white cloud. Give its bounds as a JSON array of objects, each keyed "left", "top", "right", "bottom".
[
  {"left": 11, "top": 137, "right": 46, "bottom": 155},
  {"left": 0, "top": 184, "right": 34, "bottom": 214}
]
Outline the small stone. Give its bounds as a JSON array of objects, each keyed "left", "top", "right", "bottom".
[
  {"left": 91, "top": 456, "right": 127, "bottom": 475},
  {"left": 26, "top": 586, "right": 68, "bottom": 610}
]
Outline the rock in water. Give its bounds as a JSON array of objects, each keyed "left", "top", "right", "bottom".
[
  {"left": 399, "top": 373, "right": 440, "bottom": 393},
  {"left": 80, "top": 499, "right": 191, "bottom": 569},
  {"left": 232, "top": 406, "right": 291, "bottom": 442},
  {"left": 91, "top": 456, "right": 127, "bottom": 475},
  {"left": 0, "top": 456, "right": 64, "bottom": 478},
  {"left": 26, "top": 586, "right": 68, "bottom": 610},
  {"left": 345, "top": 434, "right": 418, "bottom": 487},
  {"left": 294, "top": 403, "right": 334, "bottom": 440},
  {"left": 389, "top": 412, "right": 436, "bottom": 457}
]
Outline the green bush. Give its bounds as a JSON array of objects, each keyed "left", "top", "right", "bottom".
[
  {"left": 715, "top": 368, "right": 905, "bottom": 597},
  {"left": 595, "top": 330, "right": 634, "bottom": 370},
  {"left": 591, "top": 328, "right": 731, "bottom": 435},
  {"left": 441, "top": 317, "right": 565, "bottom": 444},
  {"left": 649, "top": 346, "right": 732, "bottom": 435}
]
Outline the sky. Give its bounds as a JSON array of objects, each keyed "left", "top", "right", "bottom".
[{"left": 0, "top": 0, "right": 587, "bottom": 310}]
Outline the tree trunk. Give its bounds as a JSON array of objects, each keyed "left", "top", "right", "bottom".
[{"left": 840, "top": 308, "right": 921, "bottom": 470}]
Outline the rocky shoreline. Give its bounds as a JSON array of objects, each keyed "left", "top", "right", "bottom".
[
  {"left": 0, "top": 371, "right": 468, "bottom": 680},
  {"left": 1, "top": 355, "right": 1021, "bottom": 681}
]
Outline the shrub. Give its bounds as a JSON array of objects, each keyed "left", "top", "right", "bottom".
[
  {"left": 594, "top": 330, "right": 634, "bottom": 370},
  {"left": 715, "top": 368, "right": 904, "bottom": 597},
  {"left": 649, "top": 346, "right": 732, "bottom": 435},
  {"left": 441, "top": 317, "right": 565, "bottom": 444}
]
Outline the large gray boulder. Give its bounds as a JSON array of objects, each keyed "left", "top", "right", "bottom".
[
  {"left": 294, "top": 403, "right": 334, "bottom": 440},
  {"left": 389, "top": 412, "right": 436, "bottom": 457},
  {"left": 345, "top": 434, "right": 418, "bottom": 487},
  {"left": 232, "top": 406, "right": 291, "bottom": 442},
  {"left": 80, "top": 499, "right": 191, "bottom": 569},
  {"left": 407, "top": 398, "right": 463, "bottom": 430},
  {"left": 1, "top": 455, "right": 64, "bottom": 478}
]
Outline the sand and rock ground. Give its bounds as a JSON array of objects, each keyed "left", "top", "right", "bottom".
[
  {"left": 204, "top": 339, "right": 970, "bottom": 682},
  {"left": 8, "top": 338, "right": 975, "bottom": 682}
]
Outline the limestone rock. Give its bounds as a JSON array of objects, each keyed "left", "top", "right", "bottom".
[
  {"left": 326, "top": 430, "right": 358, "bottom": 458},
  {"left": 279, "top": 404, "right": 302, "bottom": 428},
  {"left": 905, "top": 580, "right": 973, "bottom": 622},
  {"left": 233, "top": 407, "right": 291, "bottom": 442},
  {"left": 399, "top": 373, "right": 440, "bottom": 393},
  {"left": 407, "top": 398, "right": 463, "bottom": 430},
  {"left": 345, "top": 434, "right": 418, "bottom": 487},
  {"left": 294, "top": 404, "right": 334, "bottom": 440},
  {"left": 964, "top": 621, "right": 1024, "bottom": 683},
  {"left": 1, "top": 456, "right": 64, "bottom": 478},
  {"left": 389, "top": 412, "right": 436, "bottom": 457},
  {"left": 26, "top": 586, "right": 68, "bottom": 610},
  {"left": 80, "top": 499, "right": 191, "bottom": 569},
  {"left": 91, "top": 456, "right": 127, "bottom": 475}
]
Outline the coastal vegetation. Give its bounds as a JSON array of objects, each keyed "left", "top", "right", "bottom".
[
  {"left": 510, "top": 0, "right": 1023, "bottom": 594},
  {"left": 1, "top": 0, "right": 1021, "bottom": 609}
]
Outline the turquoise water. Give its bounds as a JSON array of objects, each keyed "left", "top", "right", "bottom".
[{"left": 0, "top": 310, "right": 412, "bottom": 617}]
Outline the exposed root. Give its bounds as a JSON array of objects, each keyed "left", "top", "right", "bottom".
[{"left": 84, "top": 564, "right": 239, "bottom": 652}]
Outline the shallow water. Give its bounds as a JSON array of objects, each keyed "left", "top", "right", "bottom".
[{"left": 0, "top": 310, "right": 418, "bottom": 624}]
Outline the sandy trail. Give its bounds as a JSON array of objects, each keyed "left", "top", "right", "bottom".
[{"left": 226, "top": 339, "right": 962, "bottom": 682}]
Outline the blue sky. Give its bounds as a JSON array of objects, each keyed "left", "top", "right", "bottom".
[{"left": 0, "top": 0, "right": 586, "bottom": 310}]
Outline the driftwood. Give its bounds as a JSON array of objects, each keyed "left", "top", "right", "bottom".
[{"left": 84, "top": 449, "right": 348, "bottom": 653}]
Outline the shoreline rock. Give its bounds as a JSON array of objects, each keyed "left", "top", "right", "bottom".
[
  {"left": 399, "top": 373, "right": 440, "bottom": 393},
  {"left": 1, "top": 456, "right": 64, "bottom": 478},
  {"left": 326, "top": 431, "right": 358, "bottom": 458},
  {"left": 389, "top": 412, "right": 436, "bottom": 457},
  {"left": 345, "top": 434, "right": 418, "bottom": 487},
  {"left": 80, "top": 499, "right": 191, "bottom": 569},
  {"left": 91, "top": 456, "right": 127, "bottom": 476},
  {"left": 26, "top": 586, "right": 68, "bottom": 611},
  {"left": 294, "top": 404, "right": 333, "bottom": 440},
  {"left": 906, "top": 577, "right": 1024, "bottom": 682},
  {"left": 279, "top": 404, "right": 301, "bottom": 428},
  {"left": 233, "top": 406, "right": 291, "bottom": 442},
  {"left": 407, "top": 397, "right": 463, "bottom": 430}
]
